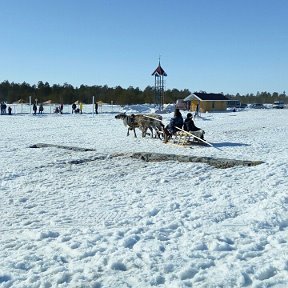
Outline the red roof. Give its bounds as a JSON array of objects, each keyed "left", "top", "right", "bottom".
[{"left": 152, "top": 63, "right": 167, "bottom": 76}]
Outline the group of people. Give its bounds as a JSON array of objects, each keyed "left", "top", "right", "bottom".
[
  {"left": 72, "top": 103, "right": 82, "bottom": 114},
  {"left": 0, "top": 102, "right": 100, "bottom": 115},
  {"left": 54, "top": 104, "right": 63, "bottom": 114},
  {"left": 31, "top": 102, "right": 99, "bottom": 115},
  {"left": 163, "top": 108, "right": 204, "bottom": 142},
  {"left": 71, "top": 102, "right": 98, "bottom": 114},
  {"left": 1, "top": 102, "right": 12, "bottom": 115},
  {"left": 33, "top": 103, "right": 44, "bottom": 114}
]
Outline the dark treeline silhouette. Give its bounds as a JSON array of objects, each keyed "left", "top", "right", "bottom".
[
  {"left": 225, "top": 91, "right": 287, "bottom": 104},
  {"left": 0, "top": 80, "right": 286, "bottom": 105},
  {"left": 0, "top": 80, "right": 190, "bottom": 105}
]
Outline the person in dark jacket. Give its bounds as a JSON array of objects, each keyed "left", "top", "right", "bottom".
[
  {"left": 183, "top": 113, "right": 200, "bottom": 131},
  {"left": 39, "top": 104, "right": 44, "bottom": 114},
  {"left": 1, "top": 102, "right": 7, "bottom": 114},
  {"left": 72, "top": 103, "right": 76, "bottom": 114},
  {"left": 184, "top": 113, "right": 205, "bottom": 140},
  {"left": 163, "top": 109, "right": 183, "bottom": 142},
  {"left": 166, "top": 108, "right": 183, "bottom": 134},
  {"left": 33, "top": 103, "right": 37, "bottom": 115}
]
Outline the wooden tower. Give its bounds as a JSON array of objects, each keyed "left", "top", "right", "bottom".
[{"left": 152, "top": 60, "right": 167, "bottom": 110}]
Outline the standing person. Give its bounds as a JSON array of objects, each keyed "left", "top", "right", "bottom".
[
  {"left": 39, "top": 104, "right": 44, "bottom": 114},
  {"left": 79, "top": 102, "right": 83, "bottom": 114},
  {"left": 72, "top": 103, "right": 76, "bottom": 114},
  {"left": 33, "top": 103, "right": 37, "bottom": 115},
  {"left": 163, "top": 108, "right": 183, "bottom": 142},
  {"left": 95, "top": 102, "right": 98, "bottom": 114},
  {"left": 1, "top": 102, "right": 7, "bottom": 114},
  {"left": 195, "top": 103, "right": 200, "bottom": 118},
  {"left": 8, "top": 106, "right": 12, "bottom": 115},
  {"left": 60, "top": 104, "right": 63, "bottom": 114}
]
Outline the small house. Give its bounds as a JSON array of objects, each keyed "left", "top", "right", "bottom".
[{"left": 184, "top": 92, "right": 229, "bottom": 113}]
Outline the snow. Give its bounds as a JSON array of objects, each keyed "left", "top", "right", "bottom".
[{"left": 1, "top": 105, "right": 288, "bottom": 287}]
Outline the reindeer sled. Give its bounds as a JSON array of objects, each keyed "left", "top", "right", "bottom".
[{"left": 115, "top": 112, "right": 213, "bottom": 148}]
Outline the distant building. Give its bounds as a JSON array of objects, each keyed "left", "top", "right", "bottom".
[{"left": 184, "top": 92, "right": 229, "bottom": 113}]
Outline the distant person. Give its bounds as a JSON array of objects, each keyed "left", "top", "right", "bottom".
[
  {"left": 79, "top": 102, "right": 83, "bottom": 114},
  {"left": 8, "top": 106, "right": 12, "bottom": 115},
  {"left": 72, "top": 103, "right": 76, "bottom": 114},
  {"left": 194, "top": 103, "right": 200, "bottom": 117},
  {"left": 95, "top": 102, "right": 98, "bottom": 114},
  {"left": 33, "top": 103, "right": 37, "bottom": 115},
  {"left": 184, "top": 113, "right": 205, "bottom": 140},
  {"left": 1, "top": 102, "right": 7, "bottom": 114},
  {"left": 39, "top": 104, "right": 44, "bottom": 114},
  {"left": 60, "top": 104, "right": 63, "bottom": 114}
]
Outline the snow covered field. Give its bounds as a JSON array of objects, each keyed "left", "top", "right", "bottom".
[{"left": 1, "top": 105, "right": 288, "bottom": 287}]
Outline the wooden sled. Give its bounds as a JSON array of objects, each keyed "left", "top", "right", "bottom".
[
  {"left": 163, "top": 126, "right": 213, "bottom": 148},
  {"left": 172, "top": 130, "right": 208, "bottom": 146}
]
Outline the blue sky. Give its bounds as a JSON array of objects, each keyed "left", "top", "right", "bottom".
[{"left": 0, "top": 0, "right": 287, "bottom": 95}]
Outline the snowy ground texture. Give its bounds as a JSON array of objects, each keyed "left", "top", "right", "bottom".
[{"left": 1, "top": 104, "right": 288, "bottom": 288}]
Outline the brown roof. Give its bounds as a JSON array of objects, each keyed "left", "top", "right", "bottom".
[{"left": 152, "top": 63, "right": 167, "bottom": 76}]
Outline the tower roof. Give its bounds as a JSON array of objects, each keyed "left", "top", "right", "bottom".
[{"left": 152, "top": 62, "right": 167, "bottom": 76}]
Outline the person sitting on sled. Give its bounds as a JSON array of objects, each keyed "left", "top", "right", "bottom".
[
  {"left": 163, "top": 108, "right": 183, "bottom": 142},
  {"left": 183, "top": 113, "right": 205, "bottom": 140}
]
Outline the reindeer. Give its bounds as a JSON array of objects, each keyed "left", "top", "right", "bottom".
[
  {"left": 115, "top": 113, "right": 145, "bottom": 137},
  {"left": 140, "top": 114, "right": 164, "bottom": 139},
  {"left": 115, "top": 113, "right": 164, "bottom": 138}
]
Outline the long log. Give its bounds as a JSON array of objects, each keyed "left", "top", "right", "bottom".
[
  {"left": 29, "top": 143, "right": 97, "bottom": 152},
  {"left": 131, "top": 152, "right": 264, "bottom": 169}
]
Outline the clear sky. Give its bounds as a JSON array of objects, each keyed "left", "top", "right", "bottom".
[{"left": 0, "top": 0, "right": 287, "bottom": 95}]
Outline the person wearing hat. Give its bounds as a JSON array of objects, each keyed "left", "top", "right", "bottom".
[{"left": 183, "top": 113, "right": 205, "bottom": 139}]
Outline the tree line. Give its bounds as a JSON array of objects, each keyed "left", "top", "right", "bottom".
[
  {"left": 0, "top": 80, "right": 286, "bottom": 105},
  {"left": 226, "top": 91, "right": 287, "bottom": 105}
]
